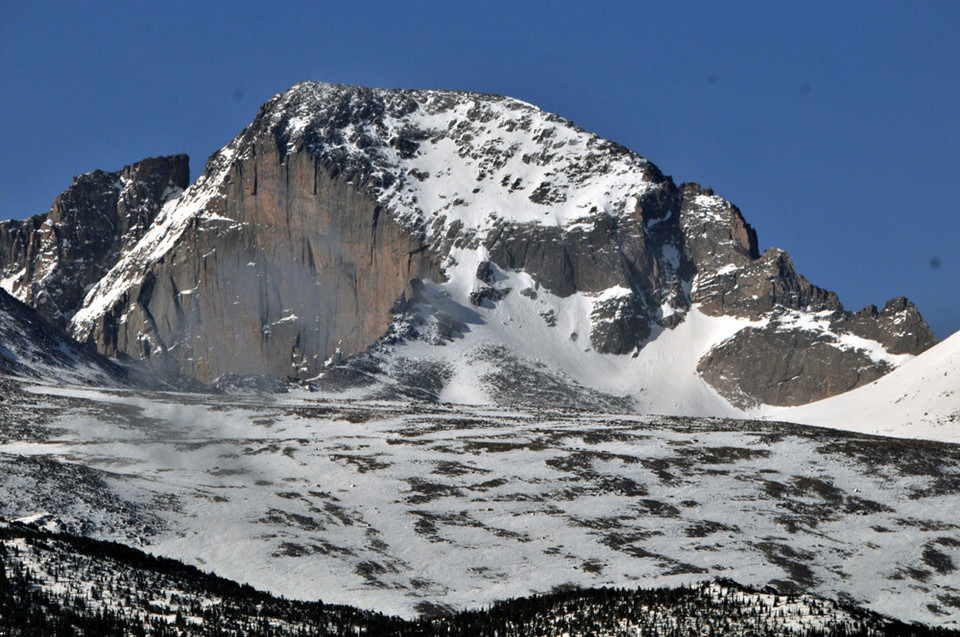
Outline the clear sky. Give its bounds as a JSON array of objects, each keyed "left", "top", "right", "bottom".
[{"left": 1, "top": 1, "right": 957, "bottom": 338}]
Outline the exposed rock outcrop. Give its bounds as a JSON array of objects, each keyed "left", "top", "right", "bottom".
[
  {"left": 697, "top": 327, "right": 892, "bottom": 408},
  {"left": 844, "top": 297, "right": 936, "bottom": 355},
  {"left": 0, "top": 156, "right": 188, "bottom": 326},
  {"left": 678, "top": 183, "right": 935, "bottom": 406},
  {"left": 679, "top": 184, "right": 836, "bottom": 317}
]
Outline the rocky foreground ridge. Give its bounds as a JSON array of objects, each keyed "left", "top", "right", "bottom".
[
  {"left": 0, "top": 82, "right": 936, "bottom": 409},
  {"left": 0, "top": 287, "right": 127, "bottom": 385}
]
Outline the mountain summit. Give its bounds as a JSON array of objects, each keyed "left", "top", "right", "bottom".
[{"left": 2, "top": 82, "right": 935, "bottom": 411}]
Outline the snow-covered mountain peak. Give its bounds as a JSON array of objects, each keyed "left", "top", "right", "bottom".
[
  {"left": 48, "top": 81, "right": 937, "bottom": 409},
  {"left": 253, "top": 81, "right": 668, "bottom": 240},
  {"left": 0, "top": 155, "right": 188, "bottom": 329}
]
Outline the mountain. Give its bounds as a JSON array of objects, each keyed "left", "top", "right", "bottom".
[
  {"left": 0, "top": 286, "right": 204, "bottom": 392},
  {"left": 42, "top": 82, "right": 931, "bottom": 411},
  {"left": 0, "top": 81, "right": 956, "bottom": 635},
  {"left": 0, "top": 82, "right": 937, "bottom": 412}
]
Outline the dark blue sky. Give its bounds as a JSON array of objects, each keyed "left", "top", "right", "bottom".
[{"left": 2, "top": 1, "right": 957, "bottom": 338}]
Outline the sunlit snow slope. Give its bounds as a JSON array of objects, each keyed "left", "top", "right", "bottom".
[
  {"left": 772, "top": 331, "right": 960, "bottom": 442},
  {"left": 2, "top": 383, "right": 959, "bottom": 627}
]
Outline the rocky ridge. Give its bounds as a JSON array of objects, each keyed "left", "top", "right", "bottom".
[
  {"left": 679, "top": 184, "right": 935, "bottom": 406},
  {"left": 5, "top": 81, "right": 934, "bottom": 408},
  {"left": 0, "top": 155, "right": 188, "bottom": 328}
]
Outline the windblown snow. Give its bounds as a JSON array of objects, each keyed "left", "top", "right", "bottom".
[{"left": 0, "top": 292, "right": 123, "bottom": 386}]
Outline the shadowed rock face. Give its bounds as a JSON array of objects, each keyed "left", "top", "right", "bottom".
[
  {"left": 485, "top": 174, "right": 682, "bottom": 300},
  {"left": 483, "top": 177, "right": 688, "bottom": 353},
  {"left": 697, "top": 327, "right": 892, "bottom": 408},
  {"left": 80, "top": 121, "right": 441, "bottom": 382},
  {"left": 0, "top": 155, "right": 189, "bottom": 326}
]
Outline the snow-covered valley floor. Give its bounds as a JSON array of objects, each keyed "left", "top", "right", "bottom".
[{"left": 0, "top": 379, "right": 958, "bottom": 627}]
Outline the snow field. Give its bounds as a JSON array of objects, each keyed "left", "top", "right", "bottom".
[{"left": 1, "top": 384, "right": 958, "bottom": 626}]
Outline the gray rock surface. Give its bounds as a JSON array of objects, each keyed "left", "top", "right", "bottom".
[
  {"left": 75, "top": 114, "right": 441, "bottom": 382},
  {"left": 678, "top": 182, "right": 935, "bottom": 406},
  {"left": 0, "top": 156, "right": 188, "bottom": 326},
  {"left": 841, "top": 297, "right": 936, "bottom": 355},
  {"left": 697, "top": 326, "right": 892, "bottom": 408}
]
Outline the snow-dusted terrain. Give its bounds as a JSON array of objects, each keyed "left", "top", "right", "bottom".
[
  {"left": 0, "top": 289, "right": 127, "bottom": 387},
  {"left": 1, "top": 379, "right": 958, "bottom": 627},
  {"left": 341, "top": 267, "right": 759, "bottom": 416},
  {"left": 271, "top": 84, "right": 668, "bottom": 238},
  {"left": 3, "top": 525, "right": 927, "bottom": 636}
]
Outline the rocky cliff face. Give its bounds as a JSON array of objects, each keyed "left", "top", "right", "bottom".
[
  {"left": 0, "top": 156, "right": 188, "bottom": 327},
  {"left": 48, "top": 82, "right": 934, "bottom": 408},
  {"left": 70, "top": 105, "right": 441, "bottom": 382}
]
